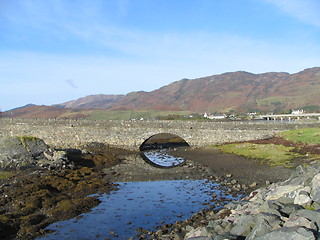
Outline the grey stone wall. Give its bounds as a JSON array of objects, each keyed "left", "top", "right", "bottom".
[{"left": 0, "top": 118, "right": 319, "bottom": 150}]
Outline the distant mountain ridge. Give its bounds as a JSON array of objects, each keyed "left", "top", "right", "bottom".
[
  {"left": 55, "top": 94, "right": 125, "bottom": 109},
  {"left": 58, "top": 67, "right": 320, "bottom": 113},
  {"left": 4, "top": 67, "right": 320, "bottom": 119}
]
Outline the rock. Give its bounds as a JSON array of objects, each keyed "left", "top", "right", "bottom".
[
  {"left": 0, "top": 136, "right": 35, "bottom": 169},
  {"left": 0, "top": 136, "right": 72, "bottom": 170},
  {"left": 294, "top": 188, "right": 312, "bottom": 206},
  {"left": 245, "top": 219, "right": 273, "bottom": 240},
  {"left": 229, "top": 214, "right": 255, "bottom": 236},
  {"left": 254, "top": 212, "right": 283, "bottom": 229},
  {"left": 311, "top": 173, "right": 320, "bottom": 204},
  {"left": 148, "top": 165, "right": 320, "bottom": 240},
  {"left": 254, "top": 226, "right": 316, "bottom": 240},
  {"left": 231, "top": 179, "right": 237, "bottom": 184},
  {"left": 283, "top": 216, "right": 317, "bottom": 232},
  {"left": 285, "top": 165, "right": 319, "bottom": 186},
  {"left": 266, "top": 184, "right": 304, "bottom": 201},
  {"left": 280, "top": 204, "right": 304, "bottom": 217},
  {"left": 258, "top": 201, "right": 283, "bottom": 217},
  {"left": 310, "top": 201, "right": 320, "bottom": 211},
  {"left": 185, "top": 227, "right": 211, "bottom": 239},
  {"left": 289, "top": 209, "right": 320, "bottom": 233},
  {"left": 249, "top": 182, "right": 257, "bottom": 188}
]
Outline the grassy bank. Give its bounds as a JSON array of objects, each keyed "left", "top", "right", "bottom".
[
  {"left": 217, "top": 143, "right": 300, "bottom": 167},
  {"left": 279, "top": 128, "right": 320, "bottom": 145},
  {"left": 215, "top": 128, "right": 320, "bottom": 167}
]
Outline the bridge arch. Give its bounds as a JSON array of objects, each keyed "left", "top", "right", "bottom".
[
  {"left": 139, "top": 133, "right": 190, "bottom": 151},
  {"left": 139, "top": 133, "right": 190, "bottom": 168}
]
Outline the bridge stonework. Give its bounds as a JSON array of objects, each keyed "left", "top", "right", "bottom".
[{"left": 0, "top": 119, "right": 319, "bottom": 150}]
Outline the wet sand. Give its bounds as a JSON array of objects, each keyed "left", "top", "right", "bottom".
[{"left": 172, "top": 147, "right": 294, "bottom": 186}]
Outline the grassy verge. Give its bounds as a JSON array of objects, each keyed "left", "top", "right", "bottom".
[
  {"left": 217, "top": 143, "right": 301, "bottom": 167},
  {"left": 215, "top": 128, "right": 320, "bottom": 167},
  {"left": 278, "top": 128, "right": 320, "bottom": 145}
]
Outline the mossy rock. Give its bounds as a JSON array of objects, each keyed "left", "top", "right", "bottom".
[{"left": 0, "top": 136, "right": 72, "bottom": 170}]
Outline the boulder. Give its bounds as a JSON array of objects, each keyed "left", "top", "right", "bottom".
[
  {"left": 0, "top": 136, "right": 73, "bottom": 170},
  {"left": 284, "top": 216, "right": 317, "bottom": 232},
  {"left": 266, "top": 184, "right": 304, "bottom": 201},
  {"left": 289, "top": 209, "right": 320, "bottom": 236},
  {"left": 311, "top": 173, "right": 320, "bottom": 204},
  {"left": 229, "top": 214, "right": 255, "bottom": 236},
  {"left": 254, "top": 226, "right": 316, "bottom": 240},
  {"left": 245, "top": 219, "right": 273, "bottom": 240}
]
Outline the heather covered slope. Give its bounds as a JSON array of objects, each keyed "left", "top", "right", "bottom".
[
  {"left": 3, "top": 67, "right": 320, "bottom": 119},
  {"left": 56, "top": 94, "right": 125, "bottom": 109},
  {"left": 110, "top": 67, "right": 320, "bottom": 113}
]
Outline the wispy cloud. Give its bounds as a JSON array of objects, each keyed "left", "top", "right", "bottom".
[{"left": 265, "top": 0, "right": 320, "bottom": 27}]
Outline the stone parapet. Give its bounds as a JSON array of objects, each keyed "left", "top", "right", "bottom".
[{"left": 0, "top": 118, "right": 319, "bottom": 150}]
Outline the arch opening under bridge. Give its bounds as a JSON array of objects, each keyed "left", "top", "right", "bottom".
[{"left": 139, "top": 133, "right": 190, "bottom": 168}]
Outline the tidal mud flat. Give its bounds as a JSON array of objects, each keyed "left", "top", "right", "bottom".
[{"left": 170, "top": 146, "right": 293, "bottom": 186}]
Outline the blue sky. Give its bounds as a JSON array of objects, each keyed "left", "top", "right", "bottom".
[{"left": 1, "top": 0, "right": 320, "bottom": 111}]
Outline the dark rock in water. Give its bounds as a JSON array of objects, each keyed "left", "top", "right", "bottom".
[{"left": 0, "top": 136, "right": 73, "bottom": 170}]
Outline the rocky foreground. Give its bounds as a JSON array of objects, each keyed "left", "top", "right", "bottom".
[
  {"left": 1, "top": 135, "right": 319, "bottom": 240},
  {"left": 140, "top": 164, "right": 320, "bottom": 240},
  {"left": 0, "top": 137, "right": 123, "bottom": 240}
]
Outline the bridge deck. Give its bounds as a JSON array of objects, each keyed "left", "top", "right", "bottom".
[{"left": 259, "top": 113, "right": 320, "bottom": 119}]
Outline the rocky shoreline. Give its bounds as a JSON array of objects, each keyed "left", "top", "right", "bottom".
[
  {"left": 0, "top": 139, "right": 124, "bottom": 240},
  {"left": 138, "top": 164, "right": 320, "bottom": 240},
  {"left": 0, "top": 135, "right": 319, "bottom": 240}
]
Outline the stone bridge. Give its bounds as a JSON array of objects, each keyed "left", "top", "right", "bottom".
[{"left": 0, "top": 118, "right": 319, "bottom": 150}]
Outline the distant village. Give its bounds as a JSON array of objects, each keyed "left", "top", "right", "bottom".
[{"left": 203, "top": 109, "right": 320, "bottom": 121}]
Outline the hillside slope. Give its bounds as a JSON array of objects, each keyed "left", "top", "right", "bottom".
[
  {"left": 3, "top": 67, "right": 320, "bottom": 119},
  {"left": 110, "top": 67, "right": 320, "bottom": 113},
  {"left": 56, "top": 94, "right": 124, "bottom": 109}
]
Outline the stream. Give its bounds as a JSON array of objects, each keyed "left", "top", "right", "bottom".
[{"left": 37, "top": 149, "right": 243, "bottom": 240}]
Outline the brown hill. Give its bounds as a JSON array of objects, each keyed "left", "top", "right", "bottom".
[
  {"left": 3, "top": 67, "right": 320, "bottom": 119},
  {"left": 56, "top": 94, "right": 124, "bottom": 109},
  {"left": 2, "top": 105, "right": 92, "bottom": 119},
  {"left": 109, "top": 67, "right": 320, "bottom": 113}
]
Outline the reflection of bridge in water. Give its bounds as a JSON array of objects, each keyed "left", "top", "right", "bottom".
[{"left": 259, "top": 113, "right": 320, "bottom": 121}]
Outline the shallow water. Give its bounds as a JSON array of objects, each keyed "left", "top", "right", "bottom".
[
  {"left": 38, "top": 180, "right": 241, "bottom": 240},
  {"left": 142, "top": 149, "right": 186, "bottom": 167}
]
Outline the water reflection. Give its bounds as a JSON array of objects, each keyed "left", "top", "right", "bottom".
[
  {"left": 38, "top": 180, "right": 241, "bottom": 240},
  {"left": 142, "top": 149, "right": 186, "bottom": 167}
]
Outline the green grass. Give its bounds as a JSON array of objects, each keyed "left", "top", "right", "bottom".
[
  {"left": 279, "top": 128, "right": 320, "bottom": 145},
  {"left": 88, "top": 110, "right": 193, "bottom": 120},
  {"left": 0, "top": 171, "right": 14, "bottom": 180},
  {"left": 256, "top": 96, "right": 289, "bottom": 107},
  {"left": 217, "top": 143, "right": 301, "bottom": 167}
]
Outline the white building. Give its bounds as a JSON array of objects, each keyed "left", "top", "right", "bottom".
[
  {"left": 291, "top": 109, "right": 304, "bottom": 115},
  {"left": 204, "top": 112, "right": 226, "bottom": 120}
]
